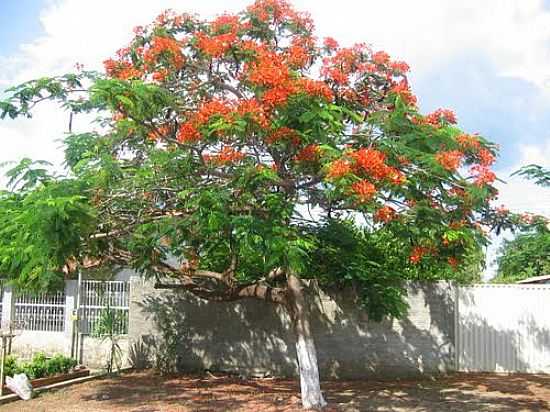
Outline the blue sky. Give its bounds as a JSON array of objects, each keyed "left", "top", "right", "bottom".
[
  {"left": 0, "top": 0, "right": 549, "bottom": 277},
  {"left": 0, "top": 1, "right": 47, "bottom": 57}
]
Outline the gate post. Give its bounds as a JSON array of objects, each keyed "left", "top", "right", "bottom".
[
  {"left": 65, "top": 280, "right": 78, "bottom": 356},
  {"left": 454, "top": 282, "right": 460, "bottom": 371},
  {"left": 1, "top": 286, "right": 14, "bottom": 331}
]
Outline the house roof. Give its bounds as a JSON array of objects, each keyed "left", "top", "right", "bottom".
[{"left": 516, "top": 274, "right": 550, "bottom": 284}]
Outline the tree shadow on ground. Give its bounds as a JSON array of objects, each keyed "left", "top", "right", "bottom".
[{"left": 61, "top": 371, "right": 550, "bottom": 411}]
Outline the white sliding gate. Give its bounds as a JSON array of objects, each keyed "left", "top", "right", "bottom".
[{"left": 457, "top": 284, "right": 550, "bottom": 373}]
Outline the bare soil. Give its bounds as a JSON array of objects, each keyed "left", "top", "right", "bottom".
[{"left": 1, "top": 370, "right": 550, "bottom": 411}]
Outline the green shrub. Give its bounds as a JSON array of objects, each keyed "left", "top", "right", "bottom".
[
  {"left": 3, "top": 353, "right": 77, "bottom": 379},
  {"left": 20, "top": 352, "right": 48, "bottom": 379},
  {"left": 45, "top": 354, "right": 77, "bottom": 375},
  {"left": 3, "top": 354, "right": 22, "bottom": 377}
]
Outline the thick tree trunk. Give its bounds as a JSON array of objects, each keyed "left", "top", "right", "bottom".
[{"left": 286, "top": 274, "right": 327, "bottom": 410}]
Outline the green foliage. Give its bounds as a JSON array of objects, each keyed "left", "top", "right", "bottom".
[
  {"left": 512, "top": 164, "right": 550, "bottom": 187},
  {"left": 0, "top": 160, "right": 96, "bottom": 291},
  {"left": 3, "top": 354, "right": 21, "bottom": 378},
  {"left": 308, "top": 219, "right": 484, "bottom": 320},
  {"left": 493, "top": 228, "right": 550, "bottom": 283},
  {"left": 492, "top": 163, "right": 550, "bottom": 283},
  {"left": 3, "top": 353, "right": 77, "bottom": 379},
  {"left": 20, "top": 352, "right": 48, "bottom": 379},
  {"left": 44, "top": 354, "right": 78, "bottom": 376}
]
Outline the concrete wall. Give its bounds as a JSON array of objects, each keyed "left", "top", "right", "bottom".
[{"left": 128, "top": 277, "right": 456, "bottom": 379}]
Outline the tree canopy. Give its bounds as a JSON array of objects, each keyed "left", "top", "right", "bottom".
[{"left": 492, "top": 164, "right": 550, "bottom": 283}]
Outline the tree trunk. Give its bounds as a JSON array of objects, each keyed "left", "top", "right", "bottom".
[{"left": 286, "top": 274, "right": 327, "bottom": 410}]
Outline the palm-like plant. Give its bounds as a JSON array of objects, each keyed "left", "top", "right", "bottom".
[{"left": 92, "top": 304, "right": 127, "bottom": 374}]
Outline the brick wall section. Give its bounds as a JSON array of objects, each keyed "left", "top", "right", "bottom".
[{"left": 128, "top": 278, "right": 456, "bottom": 379}]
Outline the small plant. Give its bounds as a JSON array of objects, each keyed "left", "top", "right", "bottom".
[
  {"left": 3, "top": 355, "right": 21, "bottom": 378},
  {"left": 44, "top": 354, "right": 77, "bottom": 376},
  {"left": 21, "top": 353, "right": 47, "bottom": 379},
  {"left": 92, "top": 305, "right": 126, "bottom": 374}
]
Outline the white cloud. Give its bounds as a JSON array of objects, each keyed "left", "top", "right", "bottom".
[
  {"left": 494, "top": 141, "right": 550, "bottom": 215},
  {"left": 2, "top": 0, "right": 550, "bottom": 141}
]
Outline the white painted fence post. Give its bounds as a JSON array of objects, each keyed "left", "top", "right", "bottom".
[
  {"left": 65, "top": 280, "right": 77, "bottom": 356},
  {"left": 1, "top": 286, "right": 14, "bottom": 331}
]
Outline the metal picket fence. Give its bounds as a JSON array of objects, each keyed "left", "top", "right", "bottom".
[
  {"left": 13, "top": 290, "right": 66, "bottom": 332},
  {"left": 79, "top": 280, "right": 130, "bottom": 335}
]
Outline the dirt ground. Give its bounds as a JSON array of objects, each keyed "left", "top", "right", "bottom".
[{"left": 1, "top": 371, "right": 550, "bottom": 412}]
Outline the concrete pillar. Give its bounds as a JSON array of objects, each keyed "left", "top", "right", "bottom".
[
  {"left": 64, "top": 280, "right": 77, "bottom": 341},
  {"left": 1, "top": 286, "right": 14, "bottom": 331}
]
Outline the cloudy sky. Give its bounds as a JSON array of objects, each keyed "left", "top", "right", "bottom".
[{"left": 1, "top": 0, "right": 549, "bottom": 278}]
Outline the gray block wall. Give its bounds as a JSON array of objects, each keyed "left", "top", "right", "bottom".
[{"left": 128, "top": 278, "right": 456, "bottom": 379}]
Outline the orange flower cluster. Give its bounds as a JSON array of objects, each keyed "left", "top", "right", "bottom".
[
  {"left": 262, "top": 87, "right": 293, "bottom": 107},
  {"left": 177, "top": 99, "right": 234, "bottom": 143},
  {"left": 326, "top": 159, "right": 352, "bottom": 179},
  {"left": 447, "top": 257, "right": 459, "bottom": 268},
  {"left": 211, "top": 13, "right": 241, "bottom": 34},
  {"left": 236, "top": 98, "right": 269, "bottom": 128},
  {"left": 286, "top": 36, "right": 314, "bottom": 68},
  {"left": 246, "top": 0, "right": 313, "bottom": 31},
  {"left": 477, "top": 148, "right": 495, "bottom": 167},
  {"left": 196, "top": 32, "right": 237, "bottom": 58},
  {"left": 103, "top": 59, "right": 142, "bottom": 80},
  {"left": 351, "top": 180, "right": 376, "bottom": 203},
  {"left": 240, "top": 36, "right": 333, "bottom": 108},
  {"left": 409, "top": 246, "right": 428, "bottom": 264},
  {"left": 153, "top": 9, "right": 190, "bottom": 28},
  {"left": 449, "top": 220, "right": 466, "bottom": 229},
  {"left": 266, "top": 127, "right": 300, "bottom": 145},
  {"left": 389, "top": 61, "right": 410, "bottom": 74},
  {"left": 148, "top": 124, "right": 171, "bottom": 140},
  {"left": 104, "top": 33, "right": 186, "bottom": 81},
  {"left": 349, "top": 148, "right": 404, "bottom": 184},
  {"left": 519, "top": 212, "right": 537, "bottom": 224},
  {"left": 297, "top": 78, "right": 334, "bottom": 101},
  {"left": 374, "top": 205, "right": 396, "bottom": 223},
  {"left": 195, "top": 14, "right": 242, "bottom": 58},
  {"left": 143, "top": 36, "right": 185, "bottom": 70},
  {"left": 449, "top": 187, "right": 466, "bottom": 197},
  {"left": 372, "top": 51, "right": 390, "bottom": 65},
  {"left": 456, "top": 133, "right": 481, "bottom": 151},
  {"left": 295, "top": 144, "right": 321, "bottom": 162},
  {"left": 423, "top": 108, "right": 457, "bottom": 126},
  {"left": 470, "top": 165, "right": 496, "bottom": 186},
  {"left": 246, "top": 48, "right": 290, "bottom": 87},
  {"left": 177, "top": 122, "right": 201, "bottom": 143},
  {"left": 323, "top": 37, "right": 339, "bottom": 50},
  {"left": 152, "top": 68, "right": 169, "bottom": 81},
  {"left": 196, "top": 99, "right": 233, "bottom": 124},
  {"left": 321, "top": 46, "right": 362, "bottom": 86},
  {"left": 435, "top": 150, "right": 463, "bottom": 171},
  {"left": 390, "top": 79, "right": 417, "bottom": 106},
  {"left": 203, "top": 146, "right": 246, "bottom": 165}
]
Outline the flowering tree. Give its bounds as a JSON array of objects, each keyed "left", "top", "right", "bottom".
[{"left": 0, "top": 1, "right": 507, "bottom": 408}]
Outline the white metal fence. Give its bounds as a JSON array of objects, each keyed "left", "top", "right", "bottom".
[
  {"left": 13, "top": 290, "right": 66, "bottom": 332},
  {"left": 79, "top": 280, "right": 130, "bottom": 335},
  {"left": 457, "top": 284, "right": 550, "bottom": 373}
]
